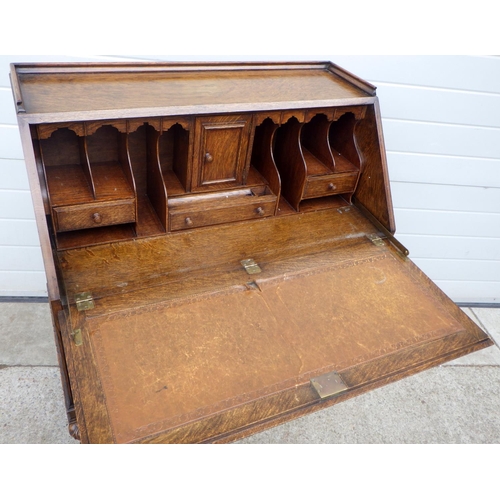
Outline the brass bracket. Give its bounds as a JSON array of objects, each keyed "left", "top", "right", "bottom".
[
  {"left": 336, "top": 206, "right": 352, "bottom": 214},
  {"left": 311, "top": 371, "right": 348, "bottom": 399},
  {"left": 353, "top": 201, "right": 409, "bottom": 258},
  {"left": 241, "top": 259, "right": 262, "bottom": 275},
  {"left": 75, "top": 292, "right": 95, "bottom": 311},
  {"left": 367, "top": 234, "right": 385, "bottom": 247},
  {"left": 70, "top": 329, "right": 83, "bottom": 346}
]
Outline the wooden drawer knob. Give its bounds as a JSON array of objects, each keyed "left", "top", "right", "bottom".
[
  {"left": 92, "top": 213, "right": 102, "bottom": 224},
  {"left": 255, "top": 207, "right": 265, "bottom": 216},
  {"left": 205, "top": 152, "right": 214, "bottom": 163},
  {"left": 328, "top": 183, "right": 336, "bottom": 191},
  {"left": 185, "top": 217, "right": 194, "bottom": 227}
]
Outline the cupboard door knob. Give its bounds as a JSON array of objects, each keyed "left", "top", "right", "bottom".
[
  {"left": 185, "top": 217, "right": 194, "bottom": 227},
  {"left": 92, "top": 213, "right": 102, "bottom": 224},
  {"left": 256, "top": 207, "right": 265, "bottom": 216},
  {"left": 328, "top": 183, "right": 336, "bottom": 191},
  {"left": 205, "top": 152, "right": 213, "bottom": 163}
]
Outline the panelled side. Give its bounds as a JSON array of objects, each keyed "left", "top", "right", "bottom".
[{"left": 352, "top": 99, "right": 396, "bottom": 233}]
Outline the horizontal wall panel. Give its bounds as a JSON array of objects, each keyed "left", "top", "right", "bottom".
[
  {"left": 391, "top": 182, "right": 500, "bottom": 214},
  {"left": 412, "top": 258, "right": 500, "bottom": 283},
  {"left": 0, "top": 246, "right": 44, "bottom": 272},
  {"left": 0, "top": 271, "right": 47, "bottom": 296},
  {"left": 0, "top": 159, "right": 29, "bottom": 190},
  {"left": 387, "top": 152, "right": 500, "bottom": 188},
  {"left": 0, "top": 220, "right": 40, "bottom": 246},
  {"left": 0, "top": 125, "right": 23, "bottom": 159},
  {"left": 383, "top": 119, "right": 500, "bottom": 159},
  {"left": 0, "top": 88, "right": 16, "bottom": 125},
  {"left": 377, "top": 83, "right": 500, "bottom": 128},
  {"left": 394, "top": 209, "right": 500, "bottom": 238},
  {"left": 398, "top": 234, "right": 500, "bottom": 260},
  {"left": 434, "top": 280, "right": 499, "bottom": 304},
  {"left": 332, "top": 55, "right": 500, "bottom": 94},
  {"left": 0, "top": 191, "right": 35, "bottom": 219}
]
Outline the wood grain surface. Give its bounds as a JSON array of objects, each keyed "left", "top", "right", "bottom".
[
  {"left": 84, "top": 246, "right": 480, "bottom": 443},
  {"left": 14, "top": 64, "right": 373, "bottom": 119}
]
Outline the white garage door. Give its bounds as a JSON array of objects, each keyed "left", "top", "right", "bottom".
[{"left": 1, "top": 55, "right": 498, "bottom": 303}]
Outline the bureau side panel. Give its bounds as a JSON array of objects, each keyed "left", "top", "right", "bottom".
[{"left": 353, "top": 100, "right": 396, "bottom": 233}]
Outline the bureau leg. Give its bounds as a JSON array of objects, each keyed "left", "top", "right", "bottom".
[
  {"left": 68, "top": 421, "right": 80, "bottom": 440},
  {"left": 50, "top": 300, "right": 81, "bottom": 441}
]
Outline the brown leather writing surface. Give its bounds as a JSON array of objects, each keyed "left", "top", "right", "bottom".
[{"left": 88, "top": 249, "right": 464, "bottom": 443}]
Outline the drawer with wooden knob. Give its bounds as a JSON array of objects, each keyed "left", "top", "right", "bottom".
[
  {"left": 52, "top": 199, "right": 136, "bottom": 232},
  {"left": 303, "top": 172, "right": 358, "bottom": 200},
  {"left": 168, "top": 187, "right": 277, "bottom": 231}
]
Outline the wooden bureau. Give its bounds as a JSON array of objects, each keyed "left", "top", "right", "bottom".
[{"left": 10, "top": 61, "right": 492, "bottom": 443}]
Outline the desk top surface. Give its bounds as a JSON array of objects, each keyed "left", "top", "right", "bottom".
[{"left": 11, "top": 62, "right": 375, "bottom": 122}]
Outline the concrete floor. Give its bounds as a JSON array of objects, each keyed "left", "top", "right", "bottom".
[{"left": 1, "top": 301, "right": 499, "bottom": 444}]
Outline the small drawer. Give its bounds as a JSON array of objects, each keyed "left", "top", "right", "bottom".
[
  {"left": 53, "top": 199, "right": 136, "bottom": 232},
  {"left": 169, "top": 193, "right": 276, "bottom": 231},
  {"left": 303, "top": 172, "right": 358, "bottom": 199}
]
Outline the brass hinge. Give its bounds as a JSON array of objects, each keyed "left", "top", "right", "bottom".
[
  {"left": 311, "top": 371, "right": 348, "bottom": 399},
  {"left": 75, "top": 292, "right": 95, "bottom": 311},
  {"left": 353, "top": 201, "right": 409, "bottom": 257},
  {"left": 241, "top": 259, "right": 262, "bottom": 275},
  {"left": 367, "top": 233, "right": 385, "bottom": 247},
  {"left": 70, "top": 329, "right": 83, "bottom": 346}
]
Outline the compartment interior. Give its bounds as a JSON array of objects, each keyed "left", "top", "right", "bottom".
[
  {"left": 329, "top": 112, "right": 361, "bottom": 173},
  {"left": 41, "top": 128, "right": 94, "bottom": 206},
  {"left": 128, "top": 123, "right": 167, "bottom": 237},
  {"left": 271, "top": 110, "right": 364, "bottom": 211},
  {"left": 301, "top": 113, "right": 335, "bottom": 176},
  {"left": 159, "top": 123, "right": 190, "bottom": 196},
  {"left": 85, "top": 125, "right": 135, "bottom": 201},
  {"left": 37, "top": 107, "right": 367, "bottom": 249}
]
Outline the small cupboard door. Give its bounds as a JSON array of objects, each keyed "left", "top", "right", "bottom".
[{"left": 192, "top": 114, "right": 252, "bottom": 191}]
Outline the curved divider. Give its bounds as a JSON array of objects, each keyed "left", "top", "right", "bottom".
[
  {"left": 38, "top": 126, "right": 96, "bottom": 206},
  {"left": 84, "top": 123, "right": 136, "bottom": 204},
  {"left": 80, "top": 133, "right": 96, "bottom": 200},
  {"left": 329, "top": 112, "right": 362, "bottom": 171},
  {"left": 273, "top": 117, "right": 307, "bottom": 211},
  {"left": 273, "top": 108, "right": 366, "bottom": 211},
  {"left": 250, "top": 118, "right": 281, "bottom": 215},
  {"left": 120, "top": 127, "right": 138, "bottom": 224},
  {"left": 145, "top": 126, "right": 169, "bottom": 231},
  {"left": 301, "top": 113, "right": 335, "bottom": 171}
]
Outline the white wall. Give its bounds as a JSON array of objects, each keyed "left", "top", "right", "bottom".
[
  {"left": 333, "top": 56, "right": 500, "bottom": 304},
  {"left": 1, "top": 55, "right": 498, "bottom": 302},
  {"left": 0, "top": 55, "right": 133, "bottom": 296}
]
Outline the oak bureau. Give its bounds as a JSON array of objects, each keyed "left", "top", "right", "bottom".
[{"left": 10, "top": 61, "right": 492, "bottom": 443}]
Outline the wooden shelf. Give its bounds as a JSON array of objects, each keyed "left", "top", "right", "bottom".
[
  {"left": 162, "top": 170, "right": 187, "bottom": 197},
  {"left": 298, "top": 195, "right": 350, "bottom": 213},
  {"left": 56, "top": 224, "right": 135, "bottom": 251},
  {"left": 331, "top": 148, "right": 359, "bottom": 173},
  {"left": 135, "top": 195, "right": 167, "bottom": 238},
  {"left": 46, "top": 164, "right": 94, "bottom": 206},
  {"left": 302, "top": 148, "right": 333, "bottom": 176},
  {"left": 91, "top": 162, "right": 135, "bottom": 201}
]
